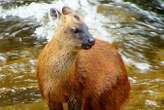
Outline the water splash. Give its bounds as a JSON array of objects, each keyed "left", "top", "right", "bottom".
[
  {"left": 0, "top": 0, "right": 163, "bottom": 72},
  {"left": 0, "top": 0, "right": 164, "bottom": 109}
]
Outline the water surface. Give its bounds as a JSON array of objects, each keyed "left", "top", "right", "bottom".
[{"left": 0, "top": 0, "right": 164, "bottom": 110}]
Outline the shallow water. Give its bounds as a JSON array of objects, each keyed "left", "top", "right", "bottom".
[{"left": 0, "top": 0, "right": 163, "bottom": 110}]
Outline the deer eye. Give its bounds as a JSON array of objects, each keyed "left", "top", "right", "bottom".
[
  {"left": 71, "top": 27, "right": 80, "bottom": 33},
  {"left": 74, "top": 15, "right": 80, "bottom": 20}
]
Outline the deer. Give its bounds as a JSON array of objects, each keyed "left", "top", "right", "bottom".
[{"left": 37, "top": 6, "right": 130, "bottom": 110}]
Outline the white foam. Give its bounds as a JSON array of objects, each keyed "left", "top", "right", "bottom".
[
  {"left": 0, "top": 0, "right": 115, "bottom": 42},
  {"left": 0, "top": 0, "right": 156, "bottom": 72},
  {"left": 122, "top": 55, "right": 151, "bottom": 73},
  {"left": 0, "top": 3, "right": 51, "bottom": 21},
  {"left": 134, "top": 63, "right": 151, "bottom": 72}
]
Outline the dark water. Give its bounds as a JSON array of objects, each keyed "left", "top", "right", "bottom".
[{"left": 0, "top": 0, "right": 164, "bottom": 110}]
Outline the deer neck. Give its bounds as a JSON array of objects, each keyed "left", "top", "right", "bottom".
[{"left": 48, "top": 33, "right": 78, "bottom": 80}]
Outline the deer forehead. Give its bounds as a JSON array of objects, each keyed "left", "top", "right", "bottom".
[{"left": 64, "top": 13, "right": 83, "bottom": 25}]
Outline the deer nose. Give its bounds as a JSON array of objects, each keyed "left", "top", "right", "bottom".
[
  {"left": 88, "top": 37, "right": 96, "bottom": 45},
  {"left": 82, "top": 36, "right": 96, "bottom": 50}
]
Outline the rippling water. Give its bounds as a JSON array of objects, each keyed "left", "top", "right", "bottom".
[{"left": 0, "top": 0, "right": 164, "bottom": 110}]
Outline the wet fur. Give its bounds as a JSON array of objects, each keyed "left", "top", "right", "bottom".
[
  {"left": 37, "top": 7, "right": 130, "bottom": 110},
  {"left": 37, "top": 40, "right": 130, "bottom": 110}
]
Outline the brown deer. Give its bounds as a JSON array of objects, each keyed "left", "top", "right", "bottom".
[{"left": 37, "top": 6, "right": 130, "bottom": 110}]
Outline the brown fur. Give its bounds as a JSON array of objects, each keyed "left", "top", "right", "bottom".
[{"left": 37, "top": 7, "right": 130, "bottom": 110}]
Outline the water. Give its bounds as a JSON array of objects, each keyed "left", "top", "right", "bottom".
[{"left": 0, "top": 0, "right": 163, "bottom": 110}]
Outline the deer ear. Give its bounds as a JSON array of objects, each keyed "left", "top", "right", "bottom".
[
  {"left": 62, "top": 6, "right": 73, "bottom": 15},
  {"left": 50, "top": 8, "right": 61, "bottom": 19}
]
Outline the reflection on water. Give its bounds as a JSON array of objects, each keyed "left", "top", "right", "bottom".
[{"left": 0, "top": 0, "right": 163, "bottom": 110}]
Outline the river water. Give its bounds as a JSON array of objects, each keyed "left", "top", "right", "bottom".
[{"left": 0, "top": 0, "right": 164, "bottom": 110}]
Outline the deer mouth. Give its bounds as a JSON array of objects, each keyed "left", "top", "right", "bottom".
[{"left": 82, "top": 40, "right": 95, "bottom": 50}]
